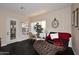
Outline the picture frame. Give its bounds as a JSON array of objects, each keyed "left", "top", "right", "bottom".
[
  {"left": 10, "top": 20, "right": 16, "bottom": 40},
  {"left": 72, "top": 11, "right": 75, "bottom": 26},
  {"left": 78, "top": 8, "right": 79, "bottom": 30},
  {"left": 74, "top": 8, "right": 78, "bottom": 28}
]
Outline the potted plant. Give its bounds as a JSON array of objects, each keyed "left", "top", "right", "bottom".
[{"left": 34, "top": 23, "right": 43, "bottom": 38}]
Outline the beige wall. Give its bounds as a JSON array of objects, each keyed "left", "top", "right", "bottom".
[
  {"left": 71, "top": 3, "right": 79, "bottom": 54},
  {"left": 29, "top": 6, "right": 72, "bottom": 47},
  {"left": 0, "top": 8, "right": 28, "bottom": 46},
  {"left": 30, "top": 6, "right": 71, "bottom": 33}
]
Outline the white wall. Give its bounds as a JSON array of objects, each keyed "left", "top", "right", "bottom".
[
  {"left": 0, "top": 8, "right": 28, "bottom": 46},
  {"left": 29, "top": 6, "right": 72, "bottom": 47},
  {"left": 71, "top": 3, "right": 79, "bottom": 54},
  {"left": 30, "top": 6, "right": 72, "bottom": 33}
]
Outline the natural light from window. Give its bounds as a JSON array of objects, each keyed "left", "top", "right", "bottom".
[{"left": 31, "top": 20, "right": 46, "bottom": 35}]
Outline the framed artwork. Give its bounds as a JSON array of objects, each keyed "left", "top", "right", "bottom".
[
  {"left": 72, "top": 11, "right": 75, "bottom": 26},
  {"left": 74, "top": 8, "right": 78, "bottom": 28},
  {"left": 78, "top": 8, "right": 79, "bottom": 30},
  {"left": 10, "top": 20, "right": 16, "bottom": 40}
]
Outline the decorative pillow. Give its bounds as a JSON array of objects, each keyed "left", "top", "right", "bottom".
[
  {"left": 45, "top": 34, "right": 53, "bottom": 44},
  {"left": 50, "top": 33, "right": 59, "bottom": 40},
  {"left": 45, "top": 32, "right": 59, "bottom": 44}
]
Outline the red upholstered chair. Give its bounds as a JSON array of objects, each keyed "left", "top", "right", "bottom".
[
  {"left": 45, "top": 32, "right": 74, "bottom": 55},
  {"left": 45, "top": 32, "right": 71, "bottom": 47}
]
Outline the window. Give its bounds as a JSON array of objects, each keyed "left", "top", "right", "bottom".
[
  {"left": 22, "top": 22, "right": 29, "bottom": 35},
  {"left": 31, "top": 20, "right": 46, "bottom": 35}
]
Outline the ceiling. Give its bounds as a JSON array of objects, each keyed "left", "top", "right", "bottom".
[{"left": 0, "top": 3, "right": 72, "bottom": 17}]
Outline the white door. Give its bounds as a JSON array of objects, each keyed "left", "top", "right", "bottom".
[{"left": 6, "top": 18, "right": 19, "bottom": 45}]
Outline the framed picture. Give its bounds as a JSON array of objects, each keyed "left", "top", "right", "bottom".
[
  {"left": 72, "top": 11, "right": 75, "bottom": 26},
  {"left": 78, "top": 8, "right": 79, "bottom": 30},
  {"left": 10, "top": 20, "right": 16, "bottom": 40},
  {"left": 74, "top": 8, "right": 78, "bottom": 28}
]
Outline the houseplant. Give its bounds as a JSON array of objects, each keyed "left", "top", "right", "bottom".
[{"left": 34, "top": 23, "right": 43, "bottom": 38}]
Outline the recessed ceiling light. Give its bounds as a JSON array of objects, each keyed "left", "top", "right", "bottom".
[{"left": 20, "top": 6, "right": 24, "bottom": 10}]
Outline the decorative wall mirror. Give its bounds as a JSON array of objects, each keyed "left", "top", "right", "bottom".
[{"left": 52, "top": 18, "right": 59, "bottom": 28}]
